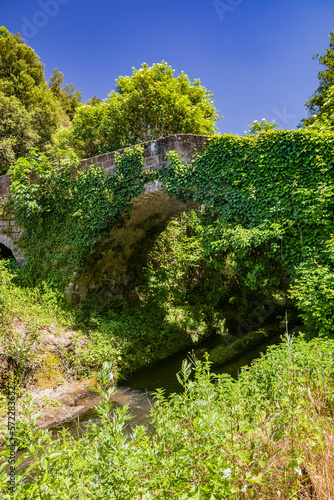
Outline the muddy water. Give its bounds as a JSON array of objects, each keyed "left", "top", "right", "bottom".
[{"left": 51, "top": 333, "right": 281, "bottom": 440}]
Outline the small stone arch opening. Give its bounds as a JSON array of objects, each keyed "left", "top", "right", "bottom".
[{"left": 0, "top": 242, "right": 14, "bottom": 259}]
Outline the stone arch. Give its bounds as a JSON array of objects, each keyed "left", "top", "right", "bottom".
[
  {"left": 70, "top": 184, "right": 195, "bottom": 304},
  {"left": 0, "top": 233, "right": 25, "bottom": 266},
  {"left": 0, "top": 135, "right": 209, "bottom": 300},
  {"left": 0, "top": 241, "right": 14, "bottom": 259}
]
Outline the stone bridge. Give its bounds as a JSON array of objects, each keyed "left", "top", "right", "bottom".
[{"left": 0, "top": 134, "right": 208, "bottom": 302}]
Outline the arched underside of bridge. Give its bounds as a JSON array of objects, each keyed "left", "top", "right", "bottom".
[
  {"left": 0, "top": 135, "right": 208, "bottom": 302},
  {"left": 0, "top": 241, "right": 14, "bottom": 259},
  {"left": 70, "top": 185, "right": 195, "bottom": 304},
  {"left": 0, "top": 228, "right": 25, "bottom": 266}
]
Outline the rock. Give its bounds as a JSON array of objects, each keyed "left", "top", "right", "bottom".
[
  {"left": 209, "top": 325, "right": 282, "bottom": 365},
  {"left": 37, "top": 404, "right": 96, "bottom": 429}
]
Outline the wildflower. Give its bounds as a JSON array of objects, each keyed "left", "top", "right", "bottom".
[
  {"left": 222, "top": 468, "right": 232, "bottom": 479},
  {"left": 241, "top": 483, "right": 248, "bottom": 493},
  {"left": 294, "top": 466, "right": 302, "bottom": 476}
]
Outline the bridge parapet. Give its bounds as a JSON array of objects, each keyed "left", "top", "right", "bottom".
[{"left": 79, "top": 134, "right": 208, "bottom": 175}]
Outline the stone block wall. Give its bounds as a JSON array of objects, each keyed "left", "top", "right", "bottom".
[
  {"left": 0, "top": 134, "right": 208, "bottom": 201},
  {"left": 0, "top": 134, "right": 208, "bottom": 274},
  {"left": 79, "top": 134, "right": 208, "bottom": 174}
]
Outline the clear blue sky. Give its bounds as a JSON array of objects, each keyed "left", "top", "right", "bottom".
[{"left": 1, "top": 0, "right": 334, "bottom": 135}]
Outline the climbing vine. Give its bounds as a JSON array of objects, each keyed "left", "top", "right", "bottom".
[
  {"left": 7, "top": 130, "right": 334, "bottom": 337},
  {"left": 160, "top": 130, "right": 334, "bottom": 336},
  {"left": 8, "top": 146, "right": 157, "bottom": 289}
]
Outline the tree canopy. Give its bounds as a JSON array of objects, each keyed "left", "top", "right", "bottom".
[
  {"left": 244, "top": 118, "right": 279, "bottom": 136},
  {"left": 0, "top": 91, "right": 37, "bottom": 174},
  {"left": 0, "top": 26, "right": 81, "bottom": 174},
  {"left": 301, "top": 30, "right": 334, "bottom": 130},
  {"left": 54, "top": 61, "right": 220, "bottom": 159},
  {"left": 49, "top": 68, "right": 82, "bottom": 121}
]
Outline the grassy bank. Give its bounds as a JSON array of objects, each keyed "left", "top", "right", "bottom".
[
  {"left": 0, "top": 258, "right": 212, "bottom": 424},
  {"left": 1, "top": 334, "right": 334, "bottom": 498}
]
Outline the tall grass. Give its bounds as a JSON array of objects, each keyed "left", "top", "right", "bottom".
[
  {"left": 0, "top": 258, "right": 212, "bottom": 390},
  {"left": 1, "top": 334, "right": 333, "bottom": 499}
]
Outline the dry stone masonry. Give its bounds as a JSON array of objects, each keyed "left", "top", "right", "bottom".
[{"left": 0, "top": 134, "right": 208, "bottom": 302}]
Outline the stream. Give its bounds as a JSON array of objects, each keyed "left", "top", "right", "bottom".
[
  {"left": 50, "top": 333, "right": 281, "bottom": 440},
  {"left": 5, "top": 333, "right": 281, "bottom": 477}
]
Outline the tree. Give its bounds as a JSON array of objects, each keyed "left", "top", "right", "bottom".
[
  {"left": 112, "top": 61, "right": 220, "bottom": 142},
  {"left": 49, "top": 68, "right": 82, "bottom": 121},
  {"left": 244, "top": 118, "right": 279, "bottom": 136},
  {"left": 54, "top": 61, "right": 220, "bottom": 158},
  {"left": 301, "top": 31, "right": 334, "bottom": 129},
  {"left": 302, "top": 85, "right": 334, "bottom": 132},
  {"left": 0, "top": 26, "right": 64, "bottom": 172},
  {"left": 86, "top": 96, "right": 102, "bottom": 106},
  {"left": 54, "top": 103, "right": 106, "bottom": 159},
  {"left": 0, "top": 29, "right": 45, "bottom": 106},
  {"left": 0, "top": 92, "right": 37, "bottom": 175}
]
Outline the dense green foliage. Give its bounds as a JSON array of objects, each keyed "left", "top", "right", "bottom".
[
  {"left": 0, "top": 28, "right": 60, "bottom": 173},
  {"left": 0, "top": 259, "right": 208, "bottom": 389},
  {"left": 8, "top": 129, "right": 334, "bottom": 338},
  {"left": 8, "top": 146, "right": 155, "bottom": 289},
  {"left": 54, "top": 61, "right": 220, "bottom": 158},
  {"left": 0, "top": 90, "right": 37, "bottom": 172},
  {"left": 244, "top": 118, "right": 279, "bottom": 135},
  {"left": 0, "top": 28, "right": 45, "bottom": 103},
  {"left": 2, "top": 174, "right": 219, "bottom": 382},
  {"left": 48, "top": 68, "right": 82, "bottom": 121},
  {"left": 0, "top": 260, "right": 71, "bottom": 391},
  {"left": 4, "top": 148, "right": 225, "bottom": 386},
  {"left": 302, "top": 84, "right": 334, "bottom": 132},
  {"left": 302, "top": 31, "right": 334, "bottom": 130},
  {"left": 1, "top": 335, "right": 334, "bottom": 498},
  {"left": 3, "top": 27, "right": 334, "bottom": 500},
  {"left": 138, "top": 212, "right": 217, "bottom": 311},
  {"left": 160, "top": 130, "right": 334, "bottom": 337},
  {"left": 0, "top": 27, "right": 81, "bottom": 174}
]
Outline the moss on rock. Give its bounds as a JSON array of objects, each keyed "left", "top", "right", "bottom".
[{"left": 209, "top": 324, "right": 282, "bottom": 365}]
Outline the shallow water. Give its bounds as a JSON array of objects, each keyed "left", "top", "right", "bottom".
[
  {"left": 4, "top": 332, "right": 281, "bottom": 478},
  {"left": 51, "top": 333, "right": 281, "bottom": 439}
]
